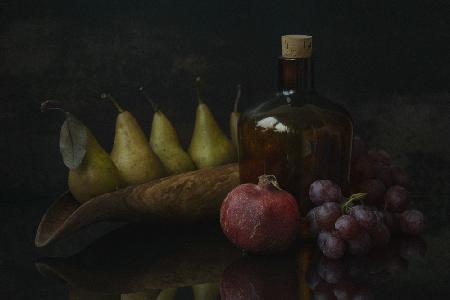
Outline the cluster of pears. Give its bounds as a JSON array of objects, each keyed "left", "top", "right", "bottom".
[{"left": 43, "top": 78, "right": 241, "bottom": 204}]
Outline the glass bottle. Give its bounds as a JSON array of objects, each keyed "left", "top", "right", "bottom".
[{"left": 238, "top": 35, "right": 353, "bottom": 236}]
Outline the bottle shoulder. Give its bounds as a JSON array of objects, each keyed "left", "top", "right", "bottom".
[{"left": 240, "top": 91, "right": 353, "bottom": 126}]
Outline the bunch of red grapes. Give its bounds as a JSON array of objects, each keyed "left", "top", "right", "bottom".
[{"left": 307, "top": 136, "right": 425, "bottom": 259}]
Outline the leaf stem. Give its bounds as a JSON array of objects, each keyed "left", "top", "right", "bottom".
[
  {"left": 101, "top": 93, "right": 124, "bottom": 113},
  {"left": 41, "top": 100, "right": 68, "bottom": 116},
  {"left": 233, "top": 84, "right": 241, "bottom": 113},
  {"left": 138, "top": 86, "right": 159, "bottom": 112}
]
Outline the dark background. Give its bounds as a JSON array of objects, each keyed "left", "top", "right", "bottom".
[{"left": 1, "top": 0, "right": 449, "bottom": 298}]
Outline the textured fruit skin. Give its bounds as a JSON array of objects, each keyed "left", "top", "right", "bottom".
[{"left": 220, "top": 181, "right": 300, "bottom": 253}]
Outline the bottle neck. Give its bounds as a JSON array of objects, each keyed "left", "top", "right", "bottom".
[{"left": 278, "top": 56, "right": 314, "bottom": 93}]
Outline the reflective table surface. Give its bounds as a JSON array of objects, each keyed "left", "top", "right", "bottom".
[{"left": 1, "top": 195, "right": 449, "bottom": 299}]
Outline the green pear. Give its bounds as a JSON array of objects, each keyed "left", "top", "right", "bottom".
[
  {"left": 192, "top": 283, "right": 220, "bottom": 300},
  {"left": 229, "top": 84, "right": 241, "bottom": 150},
  {"left": 188, "top": 77, "right": 236, "bottom": 169},
  {"left": 68, "top": 129, "right": 122, "bottom": 203},
  {"left": 105, "top": 94, "right": 165, "bottom": 186},
  {"left": 41, "top": 100, "right": 122, "bottom": 204},
  {"left": 140, "top": 87, "right": 196, "bottom": 175}
]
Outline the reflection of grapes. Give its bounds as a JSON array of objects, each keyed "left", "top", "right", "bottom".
[
  {"left": 306, "top": 236, "right": 427, "bottom": 300},
  {"left": 317, "top": 257, "right": 345, "bottom": 284},
  {"left": 333, "top": 279, "right": 356, "bottom": 300},
  {"left": 309, "top": 180, "right": 342, "bottom": 205},
  {"left": 347, "top": 231, "right": 372, "bottom": 255}
]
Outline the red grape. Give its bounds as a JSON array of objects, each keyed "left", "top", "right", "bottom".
[
  {"left": 352, "top": 136, "right": 366, "bottom": 163},
  {"left": 349, "top": 205, "right": 377, "bottom": 231},
  {"left": 391, "top": 166, "right": 410, "bottom": 187},
  {"left": 374, "top": 163, "right": 394, "bottom": 187},
  {"left": 381, "top": 211, "right": 399, "bottom": 233},
  {"left": 368, "top": 149, "right": 392, "bottom": 165},
  {"left": 316, "top": 202, "right": 342, "bottom": 231},
  {"left": 399, "top": 209, "right": 425, "bottom": 235},
  {"left": 335, "top": 215, "right": 361, "bottom": 240},
  {"left": 317, "top": 231, "right": 347, "bottom": 259},
  {"left": 307, "top": 206, "right": 321, "bottom": 236},
  {"left": 357, "top": 179, "right": 386, "bottom": 205},
  {"left": 309, "top": 180, "right": 342, "bottom": 205},
  {"left": 352, "top": 156, "right": 376, "bottom": 182},
  {"left": 385, "top": 185, "right": 409, "bottom": 212},
  {"left": 347, "top": 231, "right": 372, "bottom": 255},
  {"left": 369, "top": 221, "right": 391, "bottom": 248}
]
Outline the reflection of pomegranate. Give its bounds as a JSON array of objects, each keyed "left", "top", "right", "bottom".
[
  {"left": 220, "top": 175, "right": 300, "bottom": 253},
  {"left": 220, "top": 255, "right": 298, "bottom": 300}
]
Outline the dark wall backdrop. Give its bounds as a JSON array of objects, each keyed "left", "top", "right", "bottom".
[{"left": 0, "top": 0, "right": 449, "bottom": 297}]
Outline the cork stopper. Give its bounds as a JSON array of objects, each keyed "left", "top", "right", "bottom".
[{"left": 281, "top": 35, "right": 312, "bottom": 58}]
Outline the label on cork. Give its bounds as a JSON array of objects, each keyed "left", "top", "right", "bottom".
[{"left": 282, "top": 35, "right": 312, "bottom": 58}]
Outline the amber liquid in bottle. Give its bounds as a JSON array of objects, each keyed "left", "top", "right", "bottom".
[{"left": 238, "top": 36, "right": 353, "bottom": 237}]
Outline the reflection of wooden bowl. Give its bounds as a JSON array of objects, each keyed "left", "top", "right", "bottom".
[
  {"left": 35, "top": 163, "right": 239, "bottom": 247},
  {"left": 36, "top": 223, "right": 242, "bottom": 294}
]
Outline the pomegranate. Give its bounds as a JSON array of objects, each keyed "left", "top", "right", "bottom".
[{"left": 220, "top": 175, "right": 300, "bottom": 253}]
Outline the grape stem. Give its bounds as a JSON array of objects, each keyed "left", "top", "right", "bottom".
[{"left": 341, "top": 193, "right": 367, "bottom": 214}]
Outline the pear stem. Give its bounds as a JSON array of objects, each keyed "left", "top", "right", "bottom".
[
  {"left": 195, "top": 76, "right": 204, "bottom": 104},
  {"left": 138, "top": 86, "right": 159, "bottom": 112},
  {"left": 41, "top": 100, "right": 68, "bottom": 117},
  {"left": 101, "top": 93, "right": 124, "bottom": 113},
  {"left": 233, "top": 84, "right": 241, "bottom": 113}
]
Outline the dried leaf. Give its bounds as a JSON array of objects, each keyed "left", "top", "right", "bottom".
[{"left": 59, "top": 113, "right": 88, "bottom": 169}]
